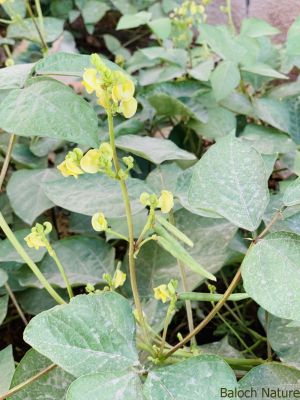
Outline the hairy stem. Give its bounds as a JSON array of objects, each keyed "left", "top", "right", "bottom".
[
  {"left": 51, "top": 250, "right": 73, "bottom": 299},
  {"left": 0, "top": 134, "right": 15, "bottom": 191},
  {"left": 0, "top": 364, "right": 56, "bottom": 400},
  {"left": 25, "top": 0, "right": 48, "bottom": 53},
  {"left": 4, "top": 282, "right": 28, "bottom": 326},
  {"left": 0, "top": 213, "right": 66, "bottom": 305}
]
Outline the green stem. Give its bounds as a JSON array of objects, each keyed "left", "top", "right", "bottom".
[
  {"left": 226, "top": 0, "right": 236, "bottom": 33},
  {"left": 34, "top": 0, "right": 45, "bottom": 38},
  {"left": 47, "top": 245, "right": 74, "bottom": 299},
  {"left": 107, "top": 111, "right": 147, "bottom": 338},
  {"left": 0, "top": 213, "right": 66, "bottom": 305},
  {"left": 25, "top": 0, "right": 48, "bottom": 53},
  {"left": 4, "top": 282, "right": 28, "bottom": 326},
  {"left": 178, "top": 292, "right": 250, "bottom": 302},
  {"left": 0, "top": 134, "right": 15, "bottom": 191},
  {"left": 106, "top": 229, "right": 129, "bottom": 242}
]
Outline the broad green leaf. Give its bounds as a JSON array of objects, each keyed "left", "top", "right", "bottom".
[
  {"left": 103, "top": 35, "right": 130, "bottom": 59},
  {"left": 188, "top": 59, "right": 214, "bottom": 81},
  {"left": 148, "top": 18, "right": 171, "bottom": 40},
  {"left": 124, "top": 209, "right": 236, "bottom": 298},
  {"left": 9, "top": 143, "right": 47, "bottom": 169},
  {"left": 7, "top": 169, "right": 58, "bottom": 225},
  {"left": 141, "top": 47, "right": 187, "bottom": 68},
  {"left": 29, "top": 137, "right": 62, "bottom": 157},
  {"left": 211, "top": 61, "right": 240, "bottom": 102},
  {"left": 253, "top": 97, "right": 290, "bottom": 133},
  {"left": 0, "top": 229, "right": 47, "bottom": 263},
  {"left": 200, "top": 336, "right": 242, "bottom": 359},
  {"left": 239, "top": 364, "right": 300, "bottom": 393},
  {"left": 42, "top": 174, "right": 149, "bottom": 217},
  {"left": 2, "top": 0, "right": 26, "bottom": 18},
  {"left": 242, "top": 232, "right": 300, "bottom": 321},
  {"left": 10, "top": 349, "right": 73, "bottom": 400},
  {"left": 267, "top": 314, "right": 300, "bottom": 367},
  {"left": 17, "top": 288, "right": 68, "bottom": 315},
  {"left": 139, "top": 65, "right": 185, "bottom": 86},
  {"left": 0, "top": 295, "right": 8, "bottom": 325},
  {"left": 7, "top": 18, "right": 64, "bottom": 44},
  {"left": 0, "top": 64, "right": 34, "bottom": 90},
  {"left": 18, "top": 236, "right": 115, "bottom": 289},
  {"left": 287, "top": 96, "right": 300, "bottom": 144},
  {"left": 286, "top": 16, "right": 300, "bottom": 56},
  {"left": 0, "top": 346, "right": 15, "bottom": 396},
  {"left": 242, "top": 63, "right": 287, "bottom": 80},
  {"left": 269, "top": 78, "right": 300, "bottom": 99},
  {"left": 283, "top": 177, "right": 300, "bottom": 206},
  {"left": 241, "top": 18, "right": 279, "bottom": 38},
  {"left": 146, "top": 163, "right": 183, "bottom": 193},
  {"left": 67, "top": 371, "right": 143, "bottom": 400},
  {"left": 81, "top": 1, "right": 109, "bottom": 24},
  {"left": 35, "top": 52, "right": 123, "bottom": 77},
  {"left": 115, "top": 135, "right": 196, "bottom": 164},
  {"left": 143, "top": 355, "right": 237, "bottom": 399},
  {"left": 0, "top": 269, "right": 8, "bottom": 287},
  {"left": 188, "top": 135, "right": 269, "bottom": 231},
  {"left": 220, "top": 92, "right": 254, "bottom": 116},
  {"left": 50, "top": 0, "right": 73, "bottom": 18},
  {"left": 0, "top": 78, "right": 99, "bottom": 147},
  {"left": 240, "top": 124, "right": 296, "bottom": 154},
  {"left": 24, "top": 293, "right": 139, "bottom": 377},
  {"left": 117, "top": 12, "right": 152, "bottom": 30}
]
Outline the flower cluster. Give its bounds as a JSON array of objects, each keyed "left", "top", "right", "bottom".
[
  {"left": 24, "top": 222, "right": 52, "bottom": 250},
  {"left": 82, "top": 54, "right": 137, "bottom": 119},
  {"left": 140, "top": 190, "right": 174, "bottom": 214},
  {"left": 103, "top": 270, "right": 127, "bottom": 290},
  {"left": 153, "top": 280, "right": 178, "bottom": 303}
]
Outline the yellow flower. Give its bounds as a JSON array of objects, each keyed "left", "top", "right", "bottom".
[
  {"left": 24, "top": 231, "right": 45, "bottom": 250},
  {"left": 91, "top": 212, "right": 108, "bottom": 232},
  {"left": 80, "top": 149, "right": 101, "bottom": 174},
  {"left": 153, "top": 284, "right": 171, "bottom": 303},
  {"left": 113, "top": 270, "right": 126, "bottom": 288},
  {"left": 112, "top": 80, "right": 135, "bottom": 103},
  {"left": 140, "top": 192, "right": 151, "bottom": 206},
  {"left": 57, "top": 148, "right": 83, "bottom": 178},
  {"left": 190, "top": 1, "right": 197, "bottom": 15},
  {"left": 5, "top": 58, "right": 14, "bottom": 67},
  {"left": 120, "top": 97, "right": 138, "bottom": 119},
  {"left": 158, "top": 190, "right": 174, "bottom": 214},
  {"left": 82, "top": 68, "right": 99, "bottom": 94},
  {"left": 0, "top": 0, "right": 7, "bottom": 4},
  {"left": 99, "top": 142, "right": 113, "bottom": 160}
]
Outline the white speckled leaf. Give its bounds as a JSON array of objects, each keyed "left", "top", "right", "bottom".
[
  {"left": 18, "top": 236, "right": 115, "bottom": 288},
  {"left": 24, "top": 293, "right": 139, "bottom": 377},
  {"left": 42, "top": 174, "right": 149, "bottom": 217},
  {"left": 239, "top": 364, "right": 300, "bottom": 398},
  {"left": 0, "top": 269, "right": 8, "bottom": 287},
  {"left": 10, "top": 349, "right": 73, "bottom": 400},
  {"left": 188, "top": 135, "right": 269, "bottom": 231},
  {"left": 242, "top": 232, "right": 300, "bottom": 321},
  {"left": 0, "top": 78, "right": 99, "bottom": 147},
  {"left": 67, "top": 371, "right": 144, "bottom": 400},
  {"left": 115, "top": 135, "right": 196, "bottom": 165},
  {"left": 7, "top": 169, "right": 58, "bottom": 225},
  {"left": 0, "top": 64, "right": 34, "bottom": 90},
  {"left": 283, "top": 177, "right": 300, "bottom": 207},
  {"left": 0, "top": 346, "right": 15, "bottom": 396},
  {"left": 267, "top": 314, "right": 300, "bottom": 367},
  {"left": 143, "top": 355, "right": 237, "bottom": 400}
]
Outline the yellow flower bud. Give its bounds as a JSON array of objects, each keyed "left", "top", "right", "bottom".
[
  {"left": 112, "top": 80, "right": 135, "bottom": 103},
  {"left": 120, "top": 97, "right": 138, "bottom": 119},
  {"left": 140, "top": 192, "right": 151, "bottom": 206},
  {"left": 92, "top": 212, "right": 108, "bottom": 232},
  {"left": 57, "top": 148, "right": 83, "bottom": 178},
  {"left": 190, "top": 1, "right": 197, "bottom": 15},
  {"left": 82, "top": 68, "right": 99, "bottom": 94},
  {"left": 158, "top": 190, "right": 174, "bottom": 214},
  {"left": 24, "top": 231, "right": 45, "bottom": 250},
  {"left": 113, "top": 270, "right": 126, "bottom": 288},
  {"left": 153, "top": 284, "right": 171, "bottom": 303},
  {"left": 5, "top": 58, "right": 14, "bottom": 67},
  {"left": 80, "top": 149, "right": 101, "bottom": 174},
  {"left": 99, "top": 142, "right": 113, "bottom": 160},
  {"left": 123, "top": 156, "right": 134, "bottom": 170}
]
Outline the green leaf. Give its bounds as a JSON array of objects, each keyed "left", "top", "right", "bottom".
[
  {"left": 117, "top": 11, "right": 152, "bottom": 30},
  {"left": 141, "top": 47, "right": 187, "bottom": 68},
  {"left": 0, "top": 295, "right": 8, "bottom": 325},
  {"left": 35, "top": 52, "right": 123, "bottom": 77},
  {"left": 241, "top": 18, "right": 279, "bottom": 38},
  {"left": 24, "top": 293, "right": 139, "bottom": 377},
  {"left": 139, "top": 65, "right": 185, "bottom": 85},
  {"left": 2, "top": 0, "right": 26, "bottom": 18},
  {"left": 0, "top": 77, "right": 99, "bottom": 147},
  {"left": 67, "top": 371, "right": 143, "bottom": 400},
  {"left": 146, "top": 163, "right": 183, "bottom": 193},
  {"left": 81, "top": 1, "right": 109, "bottom": 24},
  {"left": 19, "top": 236, "right": 115, "bottom": 289},
  {"left": 103, "top": 34, "right": 130, "bottom": 59},
  {"left": 10, "top": 349, "right": 73, "bottom": 400},
  {"left": 0, "top": 64, "right": 34, "bottom": 90},
  {"left": 17, "top": 288, "right": 68, "bottom": 315},
  {"left": 7, "top": 169, "right": 58, "bottom": 225},
  {"left": 0, "top": 346, "right": 15, "bottom": 396},
  {"left": 286, "top": 16, "right": 300, "bottom": 56},
  {"left": 188, "top": 59, "right": 214, "bottom": 81},
  {"left": 242, "top": 232, "right": 300, "bottom": 321},
  {"left": 239, "top": 364, "right": 300, "bottom": 392},
  {"left": 143, "top": 355, "right": 237, "bottom": 399},
  {"left": 220, "top": 92, "right": 254, "bottom": 116},
  {"left": 0, "top": 269, "right": 8, "bottom": 287},
  {"left": 240, "top": 124, "right": 296, "bottom": 154},
  {"left": 211, "top": 61, "right": 240, "bottom": 102},
  {"left": 188, "top": 135, "right": 269, "bottom": 231},
  {"left": 267, "top": 314, "right": 300, "bottom": 366},
  {"left": 42, "top": 174, "right": 149, "bottom": 218},
  {"left": 115, "top": 135, "right": 196, "bottom": 164},
  {"left": 7, "top": 18, "right": 64, "bottom": 44},
  {"left": 148, "top": 18, "right": 171, "bottom": 40},
  {"left": 241, "top": 63, "right": 287, "bottom": 80},
  {"left": 283, "top": 177, "right": 300, "bottom": 206},
  {"left": 0, "top": 229, "right": 47, "bottom": 263},
  {"left": 287, "top": 96, "right": 300, "bottom": 144},
  {"left": 253, "top": 97, "right": 290, "bottom": 133}
]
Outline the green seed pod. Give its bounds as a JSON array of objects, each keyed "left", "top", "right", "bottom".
[{"left": 156, "top": 215, "right": 193, "bottom": 247}]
